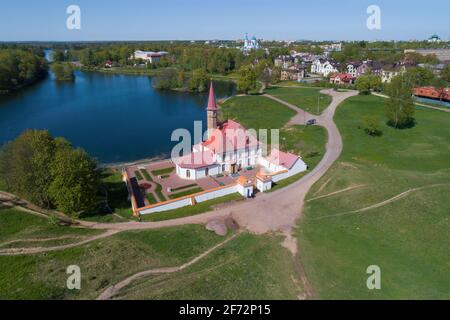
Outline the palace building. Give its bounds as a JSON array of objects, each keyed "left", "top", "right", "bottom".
[{"left": 174, "top": 83, "right": 307, "bottom": 182}]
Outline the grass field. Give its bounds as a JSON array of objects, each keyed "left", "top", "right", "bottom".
[
  {"left": 265, "top": 87, "right": 332, "bottom": 115},
  {"left": 298, "top": 95, "right": 450, "bottom": 299},
  {"left": 0, "top": 208, "right": 102, "bottom": 248},
  {"left": 220, "top": 95, "right": 296, "bottom": 131},
  {"left": 114, "top": 233, "right": 301, "bottom": 300},
  {"left": 0, "top": 213, "right": 226, "bottom": 300}
]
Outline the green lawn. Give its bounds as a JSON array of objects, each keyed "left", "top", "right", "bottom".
[
  {"left": 140, "top": 169, "right": 153, "bottom": 181},
  {"left": 146, "top": 193, "right": 158, "bottom": 205},
  {"left": 298, "top": 95, "right": 450, "bottom": 299},
  {"left": 0, "top": 208, "right": 102, "bottom": 248},
  {"left": 265, "top": 87, "right": 332, "bottom": 115},
  {"left": 0, "top": 221, "right": 226, "bottom": 300},
  {"left": 220, "top": 95, "right": 296, "bottom": 131},
  {"left": 171, "top": 184, "right": 197, "bottom": 192},
  {"left": 280, "top": 125, "right": 327, "bottom": 170},
  {"left": 114, "top": 233, "right": 301, "bottom": 300},
  {"left": 151, "top": 167, "right": 175, "bottom": 176},
  {"left": 141, "top": 193, "right": 244, "bottom": 222},
  {"left": 168, "top": 187, "right": 204, "bottom": 200},
  {"left": 134, "top": 171, "right": 143, "bottom": 181}
]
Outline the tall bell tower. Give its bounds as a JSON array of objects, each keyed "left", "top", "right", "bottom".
[{"left": 207, "top": 82, "right": 218, "bottom": 138}]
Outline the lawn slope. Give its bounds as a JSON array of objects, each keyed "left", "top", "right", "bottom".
[{"left": 298, "top": 95, "right": 450, "bottom": 299}]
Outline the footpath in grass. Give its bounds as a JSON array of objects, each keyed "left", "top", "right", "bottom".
[
  {"left": 298, "top": 95, "right": 450, "bottom": 299},
  {"left": 266, "top": 87, "right": 332, "bottom": 115},
  {"left": 0, "top": 223, "right": 226, "bottom": 300},
  {"left": 114, "top": 233, "right": 301, "bottom": 300}
]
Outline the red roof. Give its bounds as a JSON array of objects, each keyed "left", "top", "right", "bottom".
[
  {"left": 198, "top": 120, "right": 260, "bottom": 154},
  {"left": 266, "top": 149, "right": 299, "bottom": 169},
  {"left": 175, "top": 150, "right": 216, "bottom": 169},
  {"left": 331, "top": 73, "right": 354, "bottom": 82},
  {"left": 207, "top": 82, "right": 218, "bottom": 111}
]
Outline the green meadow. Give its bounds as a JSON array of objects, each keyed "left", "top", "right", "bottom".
[
  {"left": 298, "top": 95, "right": 450, "bottom": 299},
  {"left": 266, "top": 87, "right": 332, "bottom": 115}
]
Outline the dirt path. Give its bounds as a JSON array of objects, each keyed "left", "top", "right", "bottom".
[
  {"left": 97, "top": 233, "right": 239, "bottom": 300},
  {"left": 0, "top": 230, "right": 119, "bottom": 256},
  {"left": 311, "top": 183, "right": 450, "bottom": 221},
  {"left": 307, "top": 184, "right": 367, "bottom": 202}
]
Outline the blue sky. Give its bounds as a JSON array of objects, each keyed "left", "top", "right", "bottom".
[{"left": 0, "top": 0, "right": 448, "bottom": 41}]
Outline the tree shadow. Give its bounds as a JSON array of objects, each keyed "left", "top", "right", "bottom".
[{"left": 387, "top": 117, "right": 417, "bottom": 130}]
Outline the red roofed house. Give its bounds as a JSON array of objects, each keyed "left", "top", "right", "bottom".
[{"left": 330, "top": 73, "right": 355, "bottom": 85}]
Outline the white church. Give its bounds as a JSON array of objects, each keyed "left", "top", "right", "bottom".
[{"left": 242, "top": 34, "right": 261, "bottom": 52}]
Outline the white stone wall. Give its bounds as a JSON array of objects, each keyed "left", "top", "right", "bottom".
[
  {"left": 139, "top": 184, "right": 239, "bottom": 215},
  {"left": 139, "top": 197, "right": 193, "bottom": 215}
]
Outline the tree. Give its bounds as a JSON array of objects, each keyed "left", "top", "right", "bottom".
[
  {"left": 441, "top": 64, "right": 450, "bottom": 84},
  {"left": 237, "top": 65, "right": 257, "bottom": 94},
  {"left": 355, "top": 75, "right": 371, "bottom": 94},
  {"left": 154, "top": 68, "right": 179, "bottom": 90},
  {"left": 404, "top": 67, "right": 435, "bottom": 87},
  {"left": 356, "top": 74, "right": 382, "bottom": 94},
  {"left": 188, "top": 68, "right": 208, "bottom": 92},
  {"left": 52, "top": 50, "right": 66, "bottom": 62},
  {"left": 49, "top": 148, "right": 99, "bottom": 217},
  {"left": 0, "top": 130, "right": 100, "bottom": 216},
  {"left": 364, "top": 116, "right": 382, "bottom": 136},
  {"left": 0, "top": 130, "right": 55, "bottom": 207},
  {"left": 51, "top": 62, "right": 75, "bottom": 81},
  {"left": 385, "top": 74, "right": 416, "bottom": 129}
]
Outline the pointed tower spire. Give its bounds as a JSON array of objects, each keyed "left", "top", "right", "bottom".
[
  {"left": 206, "top": 81, "right": 218, "bottom": 135},
  {"left": 207, "top": 81, "right": 218, "bottom": 111}
]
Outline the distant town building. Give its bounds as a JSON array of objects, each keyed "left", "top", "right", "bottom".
[
  {"left": 242, "top": 33, "right": 261, "bottom": 52},
  {"left": 281, "top": 65, "right": 306, "bottom": 81},
  {"left": 405, "top": 49, "right": 450, "bottom": 63},
  {"left": 132, "top": 50, "right": 169, "bottom": 64},
  {"left": 274, "top": 55, "right": 295, "bottom": 69},
  {"left": 428, "top": 34, "right": 442, "bottom": 43},
  {"left": 311, "top": 59, "right": 339, "bottom": 76},
  {"left": 329, "top": 73, "right": 354, "bottom": 85}
]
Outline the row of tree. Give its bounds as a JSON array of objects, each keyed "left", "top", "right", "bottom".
[
  {"left": 0, "top": 48, "right": 48, "bottom": 93},
  {"left": 0, "top": 130, "right": 100, "bottom": 217}
]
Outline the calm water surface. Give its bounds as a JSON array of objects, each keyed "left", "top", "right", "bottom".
[{"left": 0, "top": 71, "right": 235, "bottom": 163}]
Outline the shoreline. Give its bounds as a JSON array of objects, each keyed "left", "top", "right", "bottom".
[{"left": 99, "top": 154, "right": 171, "bottom": 169}]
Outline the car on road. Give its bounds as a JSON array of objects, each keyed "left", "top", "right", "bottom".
[{"left": 306, "top": 119, "right": 317, "bottom": 126}]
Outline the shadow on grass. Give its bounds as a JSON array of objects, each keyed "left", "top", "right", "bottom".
[
  {"left": 79, "top": 171, "right": 132, "bottom": 221},
  {"left": 387, "top": 117, "right": 417, "bottom": 130}
]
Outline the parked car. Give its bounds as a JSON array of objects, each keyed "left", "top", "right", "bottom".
[{"left": 306, "top": 119, "right": 317, "bottom": 126}]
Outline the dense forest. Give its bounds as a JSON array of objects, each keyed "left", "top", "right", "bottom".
[{"left": 0, "top": 48, "right": 48, "bottom": 94}]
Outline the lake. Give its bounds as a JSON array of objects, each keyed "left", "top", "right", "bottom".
[{"left": 0, "top": 71, "right": 235, "bottom": 164}]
